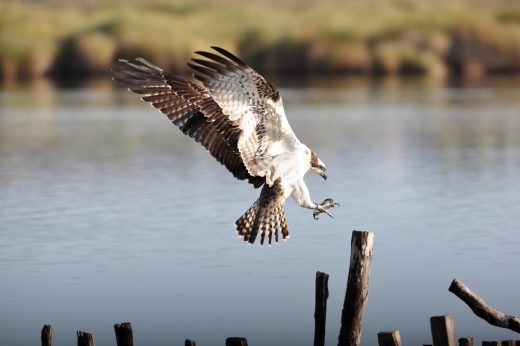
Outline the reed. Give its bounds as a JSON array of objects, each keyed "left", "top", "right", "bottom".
[{"left": 1, "top": 0, "right": 520, "bottom": 80}]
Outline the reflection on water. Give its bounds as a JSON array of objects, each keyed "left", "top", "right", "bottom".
[{"left": 1, "top": 77, "right": 519, "bottom": 346}]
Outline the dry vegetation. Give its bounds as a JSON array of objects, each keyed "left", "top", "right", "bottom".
[{"left": 1, "top": 0, "right": 520, "bottom": 80}]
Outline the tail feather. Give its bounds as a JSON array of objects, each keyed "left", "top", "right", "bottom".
[{"left": 235, "top": 179, "right": 288, "bottom": 246}]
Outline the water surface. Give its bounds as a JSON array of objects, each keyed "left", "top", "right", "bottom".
[{"left": 1, "top": 77, "right": 519, "bottom": 345}]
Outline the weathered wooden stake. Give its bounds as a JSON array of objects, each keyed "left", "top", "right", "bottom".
[
  {"left": 314, "top": 271, "right": 329, "bottom": 346},
  {"left": 449, "top": 279, "right": 520, "bottom": 334},
  {"left": 338, "top": 230, "right": 375, "bottom": 346},
  {"left": 377, "top": 330, "right": 402, "bottom": 346},
  {"left": 430, "top": 315, "right": 456, "bottom": 346},
  {"left": 77, "top": 331, "right": 95, "bottom": 346},
  {"left": 41, "top": 325, "right": 53, "bottom": 346},
  {"left": 185, "top": 340, "right": 197, "bottom": 346},
  {"left": 114, "top": 322, "right": 134, "bottom": 346},
  {"left": 458, "top": 337, "right": 474, "bottom": 346},
  {"left": 226, "top": 337, "right": 248, "bottom": 346},
  {"left": 501, "top": 341, "right": 515, "bottom": 346}
]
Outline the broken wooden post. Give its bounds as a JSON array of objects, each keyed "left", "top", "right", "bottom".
[
  {"left": 314, "top": 271, "right": 329, "bottom": 346},
  {"left": 41, "top": 325, "right": 53, "bottom": 346},
  {"left": 377, "top": 330, "right": 402, "bottom": 346},
  {"left": 114, "top": 322, "right": 134, "bottom": 346},
  {"left": 430, "top": 315, "right": 456, "bottom": 346},
  {"left": 458, "top": 337, "right": 474, "bottom": 346},
  {"left": 449, "top": 279, "right": 520, "bottom": 334},
  {"left": 185, "top": 340, "right": 196, "bottom": 346},
  {"left": 226, "top": 337, "right": 248, "bottom": 346},
  {"left": 501, "top": 341, "right": 515, "bottom": 346},
  {"left": 338, "top": 230, "right": 375, "bottom": 346},
  {"left": 77, "top": 331, "right": 95, "bottom": 346}
]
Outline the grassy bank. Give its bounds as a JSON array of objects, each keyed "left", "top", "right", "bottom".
[{"left": 1, "top": 0, "right": 520, "bottom": 80}]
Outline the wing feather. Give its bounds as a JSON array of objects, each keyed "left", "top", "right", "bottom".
[
  {"left": 188, "top": 47, "right": 298, "bottom": 180},
  {"left": 111, "top": 58, "right": 264, "bottom": 188}
]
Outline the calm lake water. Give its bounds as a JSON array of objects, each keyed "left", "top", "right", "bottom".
[{"left": 1, "top": 77, "right": 519, "bottom": 346}]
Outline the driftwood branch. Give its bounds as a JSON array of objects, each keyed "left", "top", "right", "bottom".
[{"left": 449, "top": 278, "right": 520, "bottom": 334}]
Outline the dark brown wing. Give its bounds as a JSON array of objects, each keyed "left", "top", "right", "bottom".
[{"left": 111, "top": 58, "right": 264, "bottom": 188}]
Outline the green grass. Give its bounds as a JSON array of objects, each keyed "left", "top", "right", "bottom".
[{"left": 1, "top": 0, "right": 520, "bottom": 80}]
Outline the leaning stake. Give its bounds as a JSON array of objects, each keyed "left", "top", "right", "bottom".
[{"left": 338, "top": 230, "right": 375, "bottom": 346}]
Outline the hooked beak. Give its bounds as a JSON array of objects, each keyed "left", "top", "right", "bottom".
[{"left": 320, "top": 172, "right": 327, "bottom": 180}]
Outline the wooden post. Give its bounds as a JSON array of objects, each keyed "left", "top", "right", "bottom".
[
  {"left": 226, "top": 337, "right": 248, "bottom": 346},
  {"left": 314, "top": 271, "right": 329, "bottom": 346},
  {"left": 114, "top": 322, "right": 134, "bottom": 346},
  {"left": 185, "top": 340, "right": 197, "bottom": 346},
  {"left": 449, "top": 279, "right": 520, "bottom": 333},
  {"left": 338, "top": 230, "right": 375, "bottom": 346},
  {"left": 41, "top": 325, "right": 53, "bottom": 346},
  {"left": 501, "top": 341, "right": 515, "bottom": 346},
  {"left": 430, "top": 315, "right": 456, "bottom": 346},
  {"left": 77, "top": 331, "right": 95, "bottom": 346},
  {"left": 459, "top": 337, "right": 474, "bottom": 346},
  {"left": 377, "top": 330, "right": 402, "bottom": 346}
]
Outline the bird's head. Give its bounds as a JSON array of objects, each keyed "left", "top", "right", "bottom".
[{"left": 310, "top": 151, "right": 327, "bottom": 180}]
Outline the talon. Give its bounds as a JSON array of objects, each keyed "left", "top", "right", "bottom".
[{"left": 313, "top": 198, "right": 339, "bottom": 220}]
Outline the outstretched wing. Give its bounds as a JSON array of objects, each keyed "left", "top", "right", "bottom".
[
  {"left": 111, "top": 58, "right": 264, "bottom": 188},
  {"left": 188, "top": 47, "right": 300, "bottom": 180}
]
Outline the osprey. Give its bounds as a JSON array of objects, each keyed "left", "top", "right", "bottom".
[{"left": 112, "top": 46, "right": 338, "bottom": 246}]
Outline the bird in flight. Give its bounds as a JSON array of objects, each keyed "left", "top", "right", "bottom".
[{"left": 112, "top": 46, "right": 338, "bottom": 246}]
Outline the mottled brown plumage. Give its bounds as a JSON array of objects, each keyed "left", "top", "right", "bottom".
[
  {"left": 235, "top": 179, "right": 288, "bottom": 246},
  {"left": 111, "top": 57, "right": 264, "bottom": 188}
]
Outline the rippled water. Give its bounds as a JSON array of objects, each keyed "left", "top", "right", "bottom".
[{"left": 1, "top": 78, "right": 519, "bottom": 346}]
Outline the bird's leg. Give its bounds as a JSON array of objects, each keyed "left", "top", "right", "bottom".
[{"left": 313, "top": 198, "right": 340, "bottom": 220}]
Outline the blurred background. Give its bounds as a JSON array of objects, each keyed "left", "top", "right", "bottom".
[
  {"left": 1, "top": 0, "right": 520, "bottom": 81},
  {"left": 1, "top": 1, "right": 520, "bottom": 346}
]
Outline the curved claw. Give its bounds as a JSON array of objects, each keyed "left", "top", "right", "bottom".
[
  {"left": 313, "top": 198, "right": 339, "bottom": 220},
  {"left": 313, "top": 206, "right": 334, "bottom": 220}
]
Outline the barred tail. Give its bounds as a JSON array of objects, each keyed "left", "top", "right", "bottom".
[{"left": 235, "top": 179, "right": 289, "bottom": 246}]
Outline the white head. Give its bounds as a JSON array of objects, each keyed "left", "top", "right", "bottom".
[{"left": 310, "top": 150, "right": 327, "bottom": 180}]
